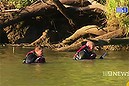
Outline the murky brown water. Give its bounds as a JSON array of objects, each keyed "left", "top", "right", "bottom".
[{"left": 0, "top": 46, "right": 129, "bottom": 86}]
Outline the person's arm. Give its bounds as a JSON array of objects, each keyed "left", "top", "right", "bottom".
[
  {"left": 76, "top": 45, "right": 86, "bottom": 53},
  {"left": 74, "top": 45, "right": 87, "bottom": 58}
]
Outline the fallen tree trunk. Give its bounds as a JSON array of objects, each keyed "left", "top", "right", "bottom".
[
  {"left": 58, "top": 0, "right": 91, "bottom": 6},
  {"left": 53, "top": 39, "right": 87, "bottom": 51},
  {"left": 1, "top": 0, "right": 128, "bottom": 51},
  {"left": 61, "top": 25, "right": 107, "bottom": 44},
  {"left": 54, "top": 37, "right": 129, "bottom": 51},
  {"left": 52, "top": 28, "right": 125, "bottom": 51},
  {"left": 94, "top": 28, "right": 124, "bottom": 39},
  {"left": 26, "top": 25, "right": 125, "bottom": 51},
  {"left": 0, "top": 2, "right": 57, "bottom": 28},
  {"left": 89, "top": 28, "right": 125, "bottom": 45},
  {"left": 0, "top": 0, "right": 105, "bottom": 29},
  {"left": 53, "top": 0, "right": 76, "bottom": 29}
]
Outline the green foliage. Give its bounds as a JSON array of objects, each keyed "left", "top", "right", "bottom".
[
  {"left": 106, "top": 0, "right": 129, "bottom": 36},
  {"left": 1, "top": 0, "right": 37, "bottom": 8},
  {"left": 98, "top": 0, "right": 106, "bottom": 5}
]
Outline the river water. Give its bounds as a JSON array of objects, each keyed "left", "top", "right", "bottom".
[{"left": 0, "top": 46, "right": 129, "bottom": 86}]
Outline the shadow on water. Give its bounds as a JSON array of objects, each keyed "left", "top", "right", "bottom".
[{"left": 0, "top": 46, "right": 129, "bottom": 86}]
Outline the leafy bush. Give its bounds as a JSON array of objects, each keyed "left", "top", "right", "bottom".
[
  {"left": 1, "top": 0, "right": 37, "bottom": 8},
  {"left": 106, "top": 0, "right": 129, "bottom": 36}
]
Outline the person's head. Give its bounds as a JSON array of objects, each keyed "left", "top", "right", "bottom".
[
  {"left": 86, "top": 41, "right": 95, "bottom": 51},
  {"left": 34, "top": 45, "right": 43, "bottom": 56}
]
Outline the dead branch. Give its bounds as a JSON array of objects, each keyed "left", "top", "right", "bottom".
[
  {"left": 53, "top": 0, "right": 76, "bottom": 29},
  {"left": 52, "top": 28, "right": 126, "bottom": 51},
  {"left": 61, "top": 25, "right": 107, "bottom": 45},
  {"left": 29, "top": 29, "right": 49, "bottom": 46}
]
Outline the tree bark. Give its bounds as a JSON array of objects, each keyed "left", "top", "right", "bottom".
[
  {"left": 29, "top": 29, "right": 49, "bottom": 46},
  {"left": 53, "top": 0, "right": 76, "bottom": 29},
  {"left": 0, "top": 2, "right": 57, "bottom": 28},
  {"left": 52, "top": 28, "right": 126, "bottom": 51},
  {"left": 61, "top": 25, "right": 107, "bottom": 45},
  {"left": 0, "top": 0, "right": 105, "bottom": 29}
]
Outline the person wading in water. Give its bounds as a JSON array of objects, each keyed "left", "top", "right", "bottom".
[
  {"left": 23, "top": 45, "right": 46, "bottom": 64},
  {"left": 73, "top": 41, "right": 97, "bottom": 60}
]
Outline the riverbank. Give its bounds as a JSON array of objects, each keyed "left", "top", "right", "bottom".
[
  {"left": 0, "top": 0, "right": 129, "bottom": 52},
  {"left": 0, "top": 43, "right": 129, "bottom": 51}
]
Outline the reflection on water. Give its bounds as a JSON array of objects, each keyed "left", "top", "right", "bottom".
[{"left": 0, "top": 46, "right": 129, "bottom": 86}]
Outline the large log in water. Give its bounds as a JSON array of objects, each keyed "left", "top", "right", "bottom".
[
  {"left": 61, "top": 25, "right": 107, "bottom": 45},
  {"left": 51, "top": 27, "right": 126, "bottom": 51}
]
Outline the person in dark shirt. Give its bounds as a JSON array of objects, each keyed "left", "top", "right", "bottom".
[
  {"left": 73, "top": 41, "right": 96, "bottom": 60},
  {"left": 23, "top": 45, "right": 46, "bottom": 64}
]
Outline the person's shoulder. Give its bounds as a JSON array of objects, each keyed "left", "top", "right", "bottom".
[
  {"left": 26, "top": 50, "right": 34, "bottom": 55},
  {"left": 26, "top": 51, "right": 37, "bottom": 58},
  {"left": 25, "top": 52, "right": 37, "bottom": 62},
  {"left": 27, "top": 53, "right": 35, "bottom": 56}
]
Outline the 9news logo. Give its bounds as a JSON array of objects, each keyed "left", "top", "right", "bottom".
[{"left": 116, "top": 7, "right": 128, "bottom": 13}]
